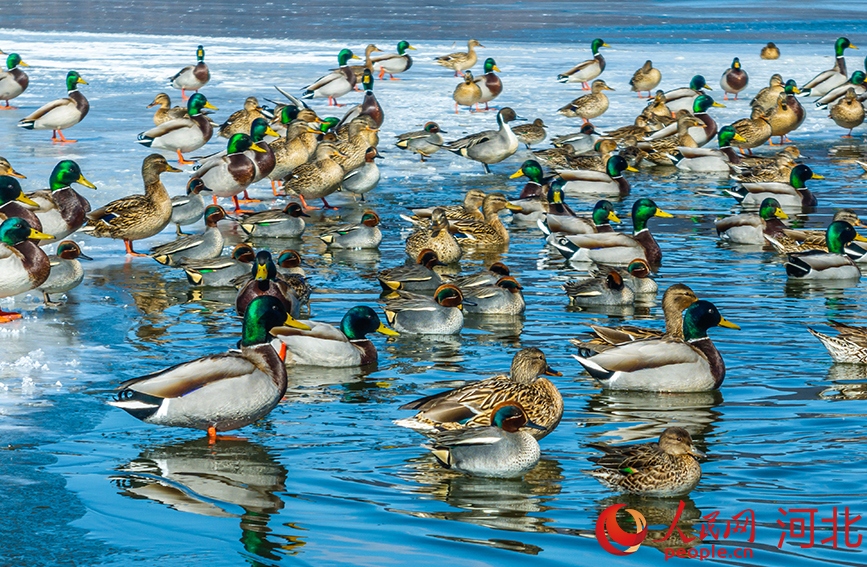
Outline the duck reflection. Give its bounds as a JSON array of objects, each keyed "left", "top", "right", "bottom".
[
  {"left": 784, "top": 278, "right": 862, "bottom": 299},
  {"left": 592, "top": 494, "right": 703, "bottom": 555},
  {"left": 379, "top": 333, "right": 463, "bottom": 367},
  {"left": 820, "top": 363, "right": 867, "bottom": 399},
  {"left": 462, "top": 313, "right": 525, "bottom": 344}
]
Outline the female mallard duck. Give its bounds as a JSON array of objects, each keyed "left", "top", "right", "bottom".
[
  {"left": 815, "top": 71, "right": 866, "bottom": 109},
  {"left": 382, "top": 283, "right": 465, "bottom": 334},
  {"left": 672, "top": 125, "right": 746, "bottom": 172},
  {"left": 371, "top": 40, "right": 415, "bottom": 80},
  {"left": 563, "top": 270, "right": 634, "bottom": 306},
  {"left": 770, "top": 84, "right": 805, "bottom": 144},
  {"left": 338, "top": 70, "right": 384, "bottom": 128},
  {"left": 332, "top": 118, "right": 379, "bottom": 174},
  {"left": 664, "top": 75, "right": 711, "bottom": 114},
  {"left": 629, "top": 60, "right": 661, "bottom": 98},
  {"left": 761, "top": 42, "right": 781, "bottom": 60},
  {"left": 378, "top": 249, "right": 443, "bottom": 292},
  {"left": 728, "top": 107, "right": 773, "bottom": 155},
  {"left": 445, "top": 107, "right": 522, "bottom": 173},
  {"left": 405, "top": 208, "right": 463, "bottom": 263},
  {"left": 435, "top": 39, "right": 483, "bottom": 77},
  {"left": 148, "top": 205, "right": 227, "bottom": 267},
  {"left": 553, "top": 197, "right": 673, "bottom": 265},
  {"left": 170, "top": 178, "right": 211, "bottom": 235},
  {"left": 551, "top": 123, "right": 600, "bottom": 154},
  {"left": 715, "top": 197, "right": 788, "bottom": 245},
  {"left": 341, "top": 147, "right": 381, "bottom": 200},
  {"left": 0, "top": 53, "right": 29, "bottom": 108},
  {"left": 573, "top": 300, "right": 739, "bottom": 392},
  {"left": 148, "top": 93, "right": 187, "bottom": 125},
  {"left": 409, "top": 188, "right": 485, "bottom": 222},
  {"left": 36, "top": 240, "right": 92, "bottom": 306},
  {"left": 267, "top": 110, "right": 321, "bottom": 192},
  {"left": 535, "top": 139, "right": 616, "bottom": 171},
  {"left": 557, "top": 38, "right": 610, "bottom": 89},
  {"left": 558, "top": 79, "right": 614, "bottom": 123},
  {"left": 644, "top": 90, "right": 673, "bottom": 120},
  {"left": 319, "top": 210, "right": 382, "bottom": 249},
  {"left": 473, "top": 57, "right": 502, "bottom": 111},
  {"left": 725, "top": 163, "right": 823, "bottom": 209},
  {"left": 512, "top": 119, "right": 547, "bottom": 149},
  {"left": 395, "top": 121, "right": 446, "bottom": 161},
  {"left": 191, "top": 133, "right": 266, "bottom": 214},
  {"left": 750, "top": 74, "right": 784, "bottom": 111},
  {"left": 773, "top": 220, "right": 867, "bottom": 280},
  {"left": 644, "top": 94, "right": 725, "bottom": 147},
  {"left": 427, "top": 402, "right": 544, "bottom": 478},
  {"left": 538, "top": 187, "right": 620, "bottom": 236},
  {"left": 23, "top": 160, "right": 96, "bottom": 244},
  {"left": 0, "top": 176, "right": 43, "bottom": 232},
  {"left": 182, "top": 243, "right": 255, "bottom": 287},
  {"left": 461, "top": 276, "right": 525, "bottom": 315},
  {"left": 282, "top": 142, "right": 346, "bottom": 210},
  {"left": 137, "top": 93, "right": 218, "bottom": 164},
  {"left": 82, "top": 155, "right": 180, "bottom": 256},
  {"left": 720, "top": 57, "right": 748, "bottom": 100},
  {"left": 169, "top": 45, "right": 210, "bottom": 100},
  {"left": 602, "top": 115, "right": 658, "bottom": 142},
  {"left": 235, "top": 250, "right": 301, "bottom": 318},
  {"left": 0, "top": 217, "right": 53, "bottom": 321},
  {"left": 802, "top": 37, "right": 857, "bottom": 97},
  {"left": 108, "top": 295, "right": 309, "bottom": 441},
  {"left": 452, "top": 71, "right": 482, "bottom": 114},
  {"left": 0, "top": 157, "right": 25, "bottom": 179},
  {"left": 447, "top": 192, "right": 521, "bottom": 247},
  {"left": 340, "top": 44, "right": 382, "bottom": 84},
  {"left": 218, "top": 96, "right": 265, "bottom": 139},
  {"left": 395, "top": 347, "right": 562, "bottom": 440},
  {"left": 557, "top": 155, "right": 638, "bottom": 196},
  {"left": 809, "top": 320, "right": 867, "bottom": 363},
  {"left": 302, "top": 48, "right": 361, "bottom": 106},
  {"left": 829, "top": 88, "right": 865, "bottom": 136},
  {"left": 587, "top": 427, "right": 704, "bottom": 496},
  {"left": 638, "top": 115, "right": 706, "bottom": 166},
  {"left": 18, "top": 71, "right": 88, "bottom": 143},
  {"left": 239, "top": 201, "right": 309, "bottom": 238},
  {"left": 271, "top": 305, "right": 398, "bottom": 367}
]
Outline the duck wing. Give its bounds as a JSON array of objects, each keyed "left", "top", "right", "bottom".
[{"left": 113, "top": 351, "right": 256, "bottom": 399}]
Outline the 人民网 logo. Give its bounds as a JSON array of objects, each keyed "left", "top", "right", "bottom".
[{"left": 596, "top": 504, "right": 649, "bottom": 555}]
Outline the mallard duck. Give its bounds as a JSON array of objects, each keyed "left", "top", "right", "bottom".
[
  {"left": 409, "top": 188, "right": 485, "bottom": 222},
  {"left": 557, "top": 38, "right": 609, "bottom": 88},
  {"left": 242, "top": 118, "right": 280, "bottom": 200},
  {"left": 587, "top": 427, "right": 704, "bottom": 496},
  {"left": 267, "top": 110, "right": 321, "bottom": 191},
  {"left": 726, "top": 163, "right": 823, "bottom": 209},
  {"left": 24, "top": 160, "right": 96, "bottom": 244},
  {"left": 219, "top": 96, "right": 265, "bottom": 139},
  {"left": 271, "top": 305, "right": 398, "bottom": 367},
  {"left": 830, "top": 88, "right": 865, "bottom": 136},
  {"left": 728, "top": 107, "right": 773, "bottom": 154},
  {"left": 644, "top": 90, "right": 673, "bottom": 120},
  {"left": 319, "top": 210, "right": 382, "bottom": 249},
  {"left": 512, "top": 118, "right": 547, "bottom": 148},
  {"left": 149, "top": 205, "right": 227, "bottom": 266},
  {"left": 557, "top": 155, "right": 637, "bottom": 196},
  {"left": 601, "top": 115, "right": 657, "bottom": 142},
  {"left": 461, "top": 276, "right": 525, "bottom": 315},
  {"left": 36, "top": 240, "right": 92, "bottom": 306},
  {"left": 426, "top": 402, "right": 543, "bottom": 478},
  {"left": 340, "top": 44, "right": 382, "bottom": 84},
  {"left": 563, "top": 270, "right": 634, "bottom": 306},
  {"left": 629, "top": 60, "right": 661, "bottom": 98},
  {"left": 558, "top": 79, "right": 613, "bottom": 123},
  {"left": 0, "top": 52, "right": 29, "bottom": 108},
  {"left": 282, "top": 142, "right": 346, "bottom": 210},
  {"left": 82, "top": 155, "right": 180, "bottom": 256},
  {"left": 802, "top": 37, "right": 857, "bottom": 97},
  {"left": 551, "top": 123, "right": 600, "bottom": 154},
  {"left": 715, "top": 197, "right": 788, "bottom": 245},
  {"left": 573, "top": 300, "right": 739, "bottom": 391},
  {"left": 108, "top": 295, "right": 309, "bottom": 441},
  {"left": 341, "top": 147, "right": 381, "bottom": 200},
  {"left": 761, "top": 42, "right": 781, "bottom": 60},
  {"left": 137, "top": 93, "right": 218, "bottom": 164},
  {"left": 720, "top": 57, "right": 748, "bottom": 100},
  {"left": 182, "top": 243, "right": 255, "bottom": 287},
  {"left": 508, "top": 160, "right": 551, "bottom": 219},
  {"left": 239, "top": 202, "right": 308, "bottom": 238},
  {"left": 750, "top": 74, "right": 785, "bottom": 110},
  {"left": 0, "top": 157, "right": 25, "bottom": 179},
  {"left": 638, "top": 115, "right": 706, "bottom": 166},
  {"left": 148, "top": 93, "right": 187, "bottom": 125},
  {"left": 338, "top": 69, "right": 384, "bottom": 128},
  {"left": 815, "top": 71, "right": 866, "bottom": 108},
  {"left": 405, "top": 208, "right": 463, "bottom": 263},
  {"left": 235, "top": 250, "right": 301, "bottom": 318},
  {"left": 445, "top": 192, "right": 521, "bottom": 247},
  {"left": 378, "top": 249, "right": 443, "bottom": 292},
  {"left": 531, "top": 144, "right": 578, "bottom": 170},
  {"left": 538, "top": 187, "right": 620, "bottom": 236},
  {"left": 395, "top": 121, "right": 446, "bottom": 161},
  {"left": 170, "top": 178, "right": 211, "bottom": 235},
  {"left": 766, "top": 86, "right": 804, "bottom": 144},
  {"left": 302, "top": 48, "right": 361, "bottom": 106},
  {"left": 452, "top": 71, "right": 482, "bottom": 114},
  {"left": 0, "top": 176, "right": 42, "bottom": 232},
  {"left": 671, "top": 125, "right": 746, "bottom": 172},
  {"left": 0, "top": 217, "right": 53, "bottom": 321},
  {"left": 445, "top": 107, "right": 522, "bottom": 173},
  {"left": 473, "top": 58, "right": 502, "bottom": 111},
  {"left": 809, "top": 320, "right": 867, "bottom": 363},
  {"left": 381, "top": 283, "right": 465, "bottom": 334},
  {"left": 558, "top": 141, "right": 620, "bottom": 172},
  {"left": 169, "top": 45, "right": 210, "bottom": 100},
  {"left": 332, "top": 118, "right": 379, "bottom": 173},
  {"left": 553, "top": 197, "right": 672, "bottom": 265},
  {"left": 434, "top": 39, "right": 483, "bottom": 77},
  {"left": 664, "top": 75, "right": 711, "bottom": 114},
  {"left": 644, "top": 94, "right": 725, "bottom": 147},
  {"left": 590, "top": 258, "right": 657, "bottom": 295},
  {"left": 773, "top": 221, "right": 867, "bottom": 280},
  {"left": 371, "top": 40, "right": 415, "bottom": 80},
  {"left": 763, "top": 210, "right": 864, "bottom": 255},
  {"left": 395, "top": 347, "right": 562, "bottom": 439},
  {"left": 18, "top": 70, "right": 88, "bottom": 143},
  {"left": 734, "top": 145, "right": 800, "bottom": 170},
  {"left": 192, "top": 133, "right": 265, "bottom": 214}
]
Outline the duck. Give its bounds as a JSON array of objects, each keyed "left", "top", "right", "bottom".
[
  {"left": 452, "top": 71, "right": 482, "bottom": 114},
  {"left": 445, "top": 107, "right": 522, "bottom": 173},
  {"left": 762, "top": 210, "right": 864, "bottom": 255},
  {"left": 434, "top": 39, "right": 483, "bottom": 77},
  {"left": 170, "top": 178, "right": 211, "bottom": 235},
  {"left": 235, "top": 250, "right": 301, "bottom": 318},
  {"left": 302, "top": 48, "right": 361, "bottom": 106},
  {"left": 715, "top": 197, "right": 789, "bottom": 245},
  {"left": 82, "top": 155, "right": 180, "bottom": 256},
  {"left": 563, "top": 270, "right": 634, "bottom": 306},
  {"left": 557, "top": 79, "right": 614, "bottom": 123},
  {"left": 241, "top": 117, "right": 280, "bottom": 200},
  {"left": 553, "top": 198, "right": 672, "bottom": 265},
  {"left": 319, "top": 210, "right": 382, "bottom": 249},
  {"left": 589, "top": 258, "right": 658, "bottom": 295},
  {"left": 0, "top": 176, "right": 43, "bottom": 232},
  {"left": 750, "top": 74, "right": 785, "bottom": 110},
  {"left": 664, "top": 75, "right": 712, "bottom": 114},
  {"left": 473, "top": 58, "right": 502, "bottom": 111},
  {"left": 728, "top": 107, "right": 773, "bottom": 155},
  {"left": 461, "top": 276, "right": 525, "bottom": 315},
  {"left": 629, "top": 60, "right": 661, "bottom": 98},
  {"left": 557, "top": 155, "right": 637, "bottom": 196},
  {"left": 587, "top": 427, "right": 704, "bottom": 497},
  {"left": 36, "top": 240, "right": 92, "bottom": 306},
  {"left": 720, "top": 57, "right": 748, "bottom": 100},
  {"left": 270, "top": 305, "right": 398, "bottom": 367},
  {"left": 445, "top": 262, "right": 511, "bottom": 289},
  {"left": 534, "top": 139, "right": 615, "bottom": 171},
  {"left": 808, "top": 320, "right": 867, "bottom": 363},
  {"left": 218, "top": 96, "right": 265, "bottom": 139},
  {"left": 557, "top": 38, "right": 609, "bottom": 89},
  {"left": 17, "top": 70, "right": 88, "bottom": 143},
  {"left": 508, "top": 160, "right": 550, "bottom": 217},
  {"left": 107, "top": 295, "right": 309, "bottom": 441},
  {"left": 449, "top": 192, "right": 522, "bottom": 247},
  {"left": 137, "top": 93, "right": 218, "bottom": 164},
  {"left": 371, "top": 40, "right": 415, "bottom": 80},
  {"left": 169, "top": 45, "right": 210, "bottom": 100},
  {"left": 0, "top": 52, "right": 29, "bottom": 108},
  {"left": 267, "top": 109, "right": 321, "bottom": 192},
  {"left": 761, "top": 42, "right": 781, "bottom": 60},
  {"left": 773, "top": 220, "right": 867, "bottom": 280},
  {"left": 191, "top": 133, "right": 266, "bottom": 214},
  {"left": 378, "top": 249, "right": 444, "bottom": 292},
  {"left": 550, "top": 123, "right": 600, "bottom": 154},
  {"left": 426, "top": 403, "right": 543, "bottom": 479},
  {"left": 395, "top": 347, "right": 563, "bottom": 440},
  {"left": 24, "top": 160, "right": 97, "bottom": 244},
  {"left": 512, "top": 118, "right": 547, "bottom": 149},
  {"left": 801, "top": 37, "right": 857, "bottom": 97},
  {"left": 643, "top": 94, "right": 725, "bottom": 147},
  {"left": 405, "top": 208, "right": 463, "bottom": 263},
  {"left": 338, "top": 69, "right": 384, "bottom": 128},
  {"left": 340, "top": 44, "right": 382, "bottom": 85},
  {"left": 770, "top": 86, "right": 806, "bottom": 144},
  {"left": 382, "top": 284, "right": 465, "bottom": 334},
  {"left": 643, "top": 90, "right": 674, "bottom": 121},
  {"left": 395, "top": 121, "right": 446, "bottom": 161},
  {"left": 239, "top": 202, "right": 309, "bottom": 238},
  {"left": 182, "top": 243, "right": 255, "bottom": 287},
  {"left": 148, "top": 205, "right": 227, "bottom": 267},
  {"left": 638, "top": 115, "right": 706, "bottom": 166},
  {"left": 0, "top": 218, "right": 52, "bottom": 321},
  {"left": 0, "top": 157, "right": 25, "bottom": 179},
  {"left": 409, "top": 188, "right": 485, "bottom": 222},
  {"left": 538, "top": 187, "right": 620, "bottom": 236},
  {"left": 341, "top": 147, "right": 381, "bottom": 201},
  {"left": 725, "top": 163, "right": 823, "bottom": 209},
  {"left": 671, "top": 125, "right": 746, "bottom": 172},
  {"left": 830, "top": 88, "right": 865, "bottom": 137},
  {"left": 815, "top": 71, "right": 866, "bottom": 108},
  {"left": 147, "top": 92, "right": 187, "bottom": 125}
]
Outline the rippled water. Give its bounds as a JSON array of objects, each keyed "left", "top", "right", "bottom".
[{"left": 4, "top": 7, "right": 867, "bottom": 566}]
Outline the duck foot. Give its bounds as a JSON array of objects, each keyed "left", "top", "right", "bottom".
[
  {"left": 43, "top": 293, "right": 63, "bottom": 308},
  {"left": 176, "top": 224, "right": 189, "bottom": 235},
  {"left": 176, "top": 149, "right": 195, "bottom": 164},
  {"left": 124, "top": 240, "right": 148, "bottom": 257},
  {"left": 51, "top": 130, "right": 77, "bottom": 143},
  {"left": 0, "top": 103, "right": 18, "bottom": 109},
  {"left": 271, "top": 180, "right": 282, "bottom": 196},
  {"left": 298, "top": 195, "right": 320, "bottom": 210},
  {"left": 181, "top": 89, "right": 190, "bottom": 101},
  {"left": 230, "top": 196, "right": 256, "bottom": 214},
  {"left": 389, "top": 75, "right": 401, "bottom": 81},
  {"left": 320, "top": 197, "right": 339, "bottom": 210},
  {"left": 0, "top": 310, "right": 22, "bottom": 323},
  {"left": 237, "top": 190, "right": 261, "bottom": 204}
]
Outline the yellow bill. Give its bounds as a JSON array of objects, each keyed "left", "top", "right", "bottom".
[
  {"left": 284, "top": 315, "right": 311, "bottom": 331},
  {"left": 16, "top": 194, "right": 39, "bottom": 207},
  {"left": 28, "top": 228, "right": 54, "bottom": 240},
  {"left": 77, "top": 174, "right": 97, "bottom": 189},
  {"left": 655, "top": 208, "right": 674, "bottom": 218},
  {"left": 608, "top": 211, "right": 621, "bottom": 223},
  {"left": 718, "top": 316, "right": 740, "bottom": 330},
  {"left": 376, "top": 322, "right": 400, "bottom": 336}
]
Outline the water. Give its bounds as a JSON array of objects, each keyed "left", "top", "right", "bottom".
[{"left": 3, "top": 4, "right": 867, "bottom": 565}]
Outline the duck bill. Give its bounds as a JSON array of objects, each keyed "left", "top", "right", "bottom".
[
  {"left": 265, "top": 126, "right": 280, "bottom": 137},
  {"left": 509, "top": 169, "right": 525, "bottom": 179},
  {"left": 505, "top": 203, "right": 523, "bottom": 212},
  {"left": 524, "top": 419, "right": 547, "bottom": 431},
  {"left": 204, "top": 101, "right": 219, "bottom": 110},
  {"left": 77, "top": 77, "right": 88, "bottom": 85},
  {"left": 791, "top": 86, "right": 801, "bottom": 94},
  {"left": 255, "top": 263, "right": 269, "bottom": 280},
  {"left": 854, "top": 234, "right": 867, "bottom": 242},
  {"left": 718, "top": 317, "right": 740, "bottom": 330},
  {"left": 376, "top": 322, "right": 400, "bottom": 336},
  {"left": 604, "top": 85, "right": 615, "bottom": 91},
  {"left": 626, "top": 166, "right": 639, "bottom": 172},
  {"left": 77, "top": 174, "right": 97, "bottom": 189},
  {"left": 19, "top": 61, "right": 29, "bottom": 68},
  {"left": 284, "top": 315, "right": 311, "bottom": 331},
  {"left": 77, "top": 251, "right": 94, "bottom": 261},
  {"left": 545, "top": 365, "right": 563, "bottom": 377},
  {"left": 165, "top": 164, "right": 183, "bottom": 173},
  {"left": 733, "top": 132, "right": 747, "bottom": 142},
  {"left": 28, "top": 228, "right": 54, "bottom": 240},
  {"left": 689, "top": 446, "right": 706, "bottom": 458},
  {"left": 712, "top": 101, "right": 726, "bottom": 108},
  {"left": 407, "top": 45, "right": 417, "bottom": 50},
  {"left": 492, "top": 65, "right": 501, "bottom": 72},
  {"left": 608, "top": 212, "right": 622, "bottom": 223},
  {"left": 16, "top": 194, "right": 39, "bottom": 207},
  {"left": 602, "top": 43, "right": 611, "bottom": 48},
  {"left": 704, "top": 85, "right": 713, "bottom": 90},
  {"left": 250, "top": 143, "right": 266, "bottom": 153},
  {"left": 5, "top": 168, "right": 25, "bottom": 179},
  {"left": 811, "top": 173, "right": 825, "bottom": 180},
  {"left": 775, "top": 208, "right": 788, "bottom": 220},
  {"left": 654, "top": 209, "right": 674, "bottom": 218}
]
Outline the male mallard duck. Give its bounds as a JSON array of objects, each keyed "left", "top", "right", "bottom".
[
  {"left": 664, "top": 75, "right": 711, "bottom": 114},
  {"left": 409, "top": 188, "right": 485, "bottom": 222},
  {"left": 557, "top": 38, "right": 609, "bottom": 89},
  {"left": 435, "top": 39, "right": 483, "bottom": 77},
  {"left": 725, "top": 163, "right": 823, "bottom": 209},
  {"left": 587, "top": 427, "right": 704, "bottom": 496},
  {"left": 572, "top": 300, "right": 739, "bottom": 392},
  {"left": 448, "top": 192, "right": 522, "bottom": 247},
  {"left": 338, "top": 69, "right": 384, "bottom": 128},
  {"left": 445, "top": 107, "right": 522, "bottom": 173},
  {"left": 508, "top": 160, "right": 550, "bottom": 218},
  {"left": 802, "top": 37, "right": 857, "bottom": 97},
  {"left": 671, "top": 125, "right": 746, "bottom": 172},
  {"left": 644, "top": 94, "right": 725, "bottom": 147},
  {"left": 302, "top": 48, "right": 361, "bottom": 106},
  {"left": 191, "top": 133, "right": 266, "bottom": 214},
  {"left": 82, "top": 155, "right": 180, "bottom": 256},
  {"left": 378, "top": 249, "right": 444, "bottom": 292},
  {"left": 473, "top": 58, "right": 502, "bottom": 111},
  {"left": 761, "top": 42, "right": 781, "bottom": 60},
  {"left": 537, "top": 187, "right": 620, "bottom": 236},
  {"left": 24, "top": 160, "right": 97, "bottom": 244},
  {"left": 815, "top": 71, "right": 866, "bottom": 108},
  {"left": 461, "top": 276, "right": 525, "bottom": 315},
  {"left": 0, "top": 176, "right": 42, "bottom": 231},
  {"left": 452, "top": 71, "right": 481, "bottom": 114},
  {"left": 235, "top": 250, "right": 301, "bottom": 318},
  {"left": 232, "top": 250, "right": 309, "bottom": 306},
  {"left": 763, "top": 210, "right": 864, "bottom": 255},
  {"left": 557, "top": 155, "right": 637, "bottom": 196},
  {"left": 239, "top": 117, "right": 280, "bottom": 201},
  {"left": 0, "top": 52, "right": 29, "bottom": 108},
  {"left": 0, "top": 217, "right": 53, "bottom": 321},
  {"left": 830, "top": 88, "right": 865, "bottom": 136},
  {"left": 382, "top": 283, "right": 465, "bottom": 334},
  {"left": 271, "top": 305, "right": 398, "bottom": 367},
  {"left": 342, "top": 147, "right": 381, "bottom": 200},
  {"left": 405, "top": 208, "right": 463, "bottom": 263},
  {"left": 371, "top": 40, "right": 415, "bottom": 80},
  {"left": 550, "top": 123, "right": 600, "bottom": 154},
  {"left": 426, "top": 402, "right": 543, "bottom": 478},
  {"left": 219, "top": 96, "right": 265, "bottom": 139},
  {"left": 149, "top": 205, "right": 227, "bottom": 267},
  {"left": 629, "top": 60, "right": 661, "bottom": 98},
  {"left": 558, "top": 79, "right": 613, "bottom": 123},
  {"left": 590, "top": 258, "right": 657, "bottom": 295},
  {"left": 772, "top": 220, "right": 867, "bottom": 280},
  {"left": 715, "top": 197, "right": 788, "bottom": 245},
  {"left": 148, "top": 93, "right": 187, "bottom": 125},
  {"left": 36, "top": 240, "right": 92, "bottom": 306},
  {"left": 108, "top": 295, "right": 308, "bottom": 441},
  {"left": 18, "top": 71, "right": 88, "bottom": 143},
  {"left": 319, "top": 210, "right": 382, "bottom": 249},
  {"left": 182, "top": 243, "right": 255, "bottom": 287},
  {"left": 563, "top": 270, "right": 634, "bottom": 306},
  {"left": 395, "top": 347, "right": 562, "bottom": 440},
  {"left": 809, "top": 320, "right": 867, "bottom": 363},
  {"left": 395, "top": 121, "right": 446, "bottom": 161},
  {"left": 138, "top": 93, "right": 218, "bottom": 164},
  {"left": 553, "top": 197, "right": 672, "bottom": 265},
  {"left": 512, "top": 118, "right": 547, "bottom": 148},
  {"left": 282, "top": 142, "right": 346, "bottom": 209},
  {"left": 0, "top": 157, "right": 25, "bottom": 178},
  {"left": 170, "top": 178, "right": 211, "bottom": 235},
  {"left": 239, "top": 202, "right": 309, "bottom": 238},
  {"left": 750, "top": 74, "right": 785, "bottom": 111},
  {"left": 720, "top": 57, "right": 748, "bottom": 100},
  {"left": 728, "top": 107, "right": 773, "bottom": 154},
  {"left": 169, "top": 45, "right": 210, "bottom": 100}
]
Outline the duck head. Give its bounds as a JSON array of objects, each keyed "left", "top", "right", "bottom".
[
  {"left": 203, "top": 205, "right": 226, "bottom": 226},
  {"left": 196, "top": 45, "right": 206, "bottom": 62},
  {"left": 510, "top": 347, "right": 561, "bottom": 385},
  {"left": 682, "top": 299, "right": 740, "bottom": 341},
  {"left": 0, "top": 176, "right": 38, "bottom": 207},
  {"left": 693, "top": 94, "right": 724, "bottom": 113},
  {"left": 340, "top": 305, "right": 399, "bottom": 340},
  {"left": 717, "top": 125, "right": 746, "bottom": 148},
  {"left": 510, "top": 159, "right": 543, "bottom": 183},
  {"left": 826, "top": 220, "right": 867, "bottom": 254},
  {"left": 283, "top": 202, "right": 310, "bottom": 218},
  {"left": 276, "top": 249, "right": 302, "bottom": 269},
  {"left": 397, "top": 40, "right": 415, "bottom": 54},
  {"left": 65, "top": 70, "right": 87, "bottom": 92},
  {"left": 758, "top": 198, "right": 787, "bottom": 221},
  {"left": 250, "top": 117, "right": 279, "bottom": 142},
  {"left": 835, "top": 37, "right": 858, "bottom": 57},
  {"left": 590, "top": 38, "right": 610, "bottom": 54},
  {"left": 232, "top": 244, "right": 256, "bottom": 263},
  {"left": 251, "top": 250, "right": 277, "bottom": 281},
  {"left": 337, "top": 48, "right": 361, "bottom": 66},
  {"left": 56, "top": 241, "right": 93, "bottom": 261},
  {"left": 433, "top": 284, "right": 464, "bottom": 309},
  {"left": 789, "top": 164, "right": 823, "bottom": 189},
  {"left": 490, "top": 402, "right": 544, "bottom": 432},
  {"left": 483, "top": 57, "right": 500, "bottom": 74},
  {"left": 6, "top": 53, "right": 27, "bottom": 70},
  {"left": 689, "top": 75, "right": 710, "bottom": 91},
  {"left": 0, "top": 217, "right": 52, "bottom": 245},
  {"left": 187, "top": 93, "right": 217, "bottom": 115},
  {"left": 631, "top": 197, "right": 672, "bottom": 232},
  {"left": 592, "top": 199, "right": 620, "bottom": 226},
  {"left": 240, "top": 295, "right": 309, "bottom": 347},
  {"left": 658, "top": 427, "right": 705, "bottom": 459},
  {"left": 227, "top": 133, "right": 264, "bottom": 154}
]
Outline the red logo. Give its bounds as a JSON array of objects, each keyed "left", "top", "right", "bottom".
[{"left": 596, "top": 504, "right": 649, "bottom": 555}]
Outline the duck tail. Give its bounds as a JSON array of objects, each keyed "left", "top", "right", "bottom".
[
  {"left": 536, "top": 218, "right": 552, "bottom": 236},
  {"left": 184, "top": 269, "right": 204, "bottom": 286},
  {"left": 301, "top": 90, "right": 315, "bottom": 100},
  {"left": 395, "top": 139, "right": 409, "bottom": 149},
  {"left": 137, "top": 133, "right": 155, "bottom": 147},
  {"left": 571, "top": 353, "right": 616, "bottom": 382},
  {"left": 556, "top": 74, "right": 570, "bottom": 84},
  {"left": 784, "top": 255, "right": 811, "bottom": 278},
  {"left": 17, "top": 119, "right": 35, "bottom": 130},
  {"left": 551, "top": 236, "right": 580, "bottom": 260}
]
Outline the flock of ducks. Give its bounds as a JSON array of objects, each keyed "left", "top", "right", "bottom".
[{"left": 2, "top": 35, "right": 867, "bottom": 494}]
